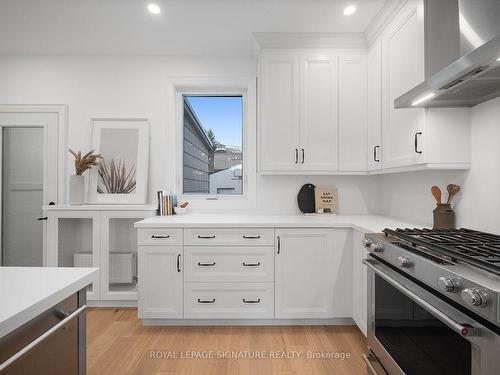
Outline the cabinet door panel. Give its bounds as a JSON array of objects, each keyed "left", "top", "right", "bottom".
[
  {"left": 138, "top": 246, "right": 183, "bottom": 319},
  {"left": 367, "top": 42, "right": 383, "bottom": 171},
  {"left": 338, "top": 56, "right": 367, "bottom": 171},
  {"left": 300, "top": 55, "right": 338, "bottom": 171},
  {"left": 275, "top": 228, "right": 348, "bottom": 319},
  {"left": 382, "top": 2, "right": 426, "bottom": 168},
  {"left": 259, "top": 55, "right": 300, "bottom": 171}
]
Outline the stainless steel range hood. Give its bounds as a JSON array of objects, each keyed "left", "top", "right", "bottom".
[{"left": 395, "top": 0, "right": 500, "bottom": 108}]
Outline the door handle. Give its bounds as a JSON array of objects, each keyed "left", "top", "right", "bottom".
[
  {"left": 414, "top": 132, "right": 423, "bottom": 154},
  {"left": 177, "top": 254, "right": 181, "bottom": 272},
  {"left": 242, "top": 262, "right": 261, "bottom": 267},
  {"left": 197, "top": 298, "right": 216, "bottom": 304},
  {"left": 198, "top": 262, "right": 216, "bottom": 267},
  {"left": 197, "top": 235, "right": 216, "bottom": 239},
  {"left": 277, "top": 236, "right": 280, "bottom": 254},
  {"left": 243, "top": 298, "right": 261, "bottom": 304},
  {"left": 295, "top": 149, "right": 298, "bottom": 164},
  {"left": 373, "top": 146, "right": 380, "bottom": 162},
  {"left": 301, "top": 149, "right": 305, "bottom": 164}
]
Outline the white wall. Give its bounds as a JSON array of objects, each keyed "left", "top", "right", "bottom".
[
  {"left": 0, "top": 55, "right": 378, "bottom": 215},
  {"left": 375, "top": 97, "right": 500, "bottom": 235}
]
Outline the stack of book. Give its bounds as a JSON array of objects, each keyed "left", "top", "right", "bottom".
[{"left": 157, "top": 191, "right": 177, "bottom": 216}]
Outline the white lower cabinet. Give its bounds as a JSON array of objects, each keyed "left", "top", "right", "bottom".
[
  {"left": 275, "top": 228, "right": 349, "bottom": 319},
  {"left": 352, "top": 230, "right": 368, "bottom": 335},
  {"left": 137, "top": 226, "right": 352, "bottom": 322},
  {"left": 138, "top": 245, "right": 183, "bottom": 319}
]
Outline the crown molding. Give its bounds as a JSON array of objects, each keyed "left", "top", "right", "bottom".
[
  {"left": 365, "top": 0, "right": 407, "bottom": 45},
  {"left": 252, "top": 32, "right": 368, "bottom": 50}
]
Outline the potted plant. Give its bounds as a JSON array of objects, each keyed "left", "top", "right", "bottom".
[{"left": 69, "top": 149, "right": 101, "bottom": 205}]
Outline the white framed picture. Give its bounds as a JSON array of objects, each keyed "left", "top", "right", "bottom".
[{"left": 87, "top": 118, "right": 150, "bottom": 204}]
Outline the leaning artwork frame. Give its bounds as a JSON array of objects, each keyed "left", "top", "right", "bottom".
[{"left": 87, "top": 118, "right": 150, "bottom": 204}]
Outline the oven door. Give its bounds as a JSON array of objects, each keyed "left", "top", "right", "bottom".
[{"left": 363, "top": 257, "right": 500, "bottom": 375}]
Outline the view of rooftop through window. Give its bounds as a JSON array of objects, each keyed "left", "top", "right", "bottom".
[{"left": 183, "top": 95, "right": 243, "bottom": 195}]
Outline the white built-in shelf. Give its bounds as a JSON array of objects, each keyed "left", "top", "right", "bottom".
[{"left": 44, "top": 204, "right": 157, "bottom": 211}]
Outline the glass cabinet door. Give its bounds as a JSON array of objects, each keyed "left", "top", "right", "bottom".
[
  {"left": 50, "top": 211, "right": 100, "bottom": 300},
  {"left": 101, "top": 212, "right": 153, "bottom": 300}
]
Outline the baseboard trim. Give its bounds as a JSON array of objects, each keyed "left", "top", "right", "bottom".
[{"left": 141, "top": 317, "right": 354, "bottom": 326}]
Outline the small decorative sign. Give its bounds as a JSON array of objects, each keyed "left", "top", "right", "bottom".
[{"left": 314, "top": 186, "right": 338, "bottom": 214}]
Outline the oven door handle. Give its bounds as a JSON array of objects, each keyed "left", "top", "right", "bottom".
[{"left": 363, "top": 259, "right": 480, "bottom": 338}]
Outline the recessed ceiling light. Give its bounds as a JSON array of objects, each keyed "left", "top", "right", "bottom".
[
  {"left": 343, "top": 5, "right": 356, "bottom": 16},
  {"left": 147, "top": 3, "right": 161, "bottom": 15},
  {"left": 412, "top": 92, "right": 436, "bottom": 106}
]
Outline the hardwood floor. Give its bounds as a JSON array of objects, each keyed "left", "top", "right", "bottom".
[{"left": 87, "top": 308, "right": 368, "bottom": 375}]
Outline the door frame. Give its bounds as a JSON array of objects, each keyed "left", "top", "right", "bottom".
[{"left": 0, "top": 105, "right": 68, "bottom": 265}]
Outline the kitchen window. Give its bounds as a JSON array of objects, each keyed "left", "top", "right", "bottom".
[
  {"left": 182, "top": 95, "right": 243, "bottom": 196},
  {"left": 172, "top": 77, "right": 256, "bottom": 210}
]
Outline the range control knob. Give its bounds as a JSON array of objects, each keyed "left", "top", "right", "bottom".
[
  {"left": 461, "top": 288, "right": 487, "bottom": 307},
  {"left": 397, "top": 256, "right": 410, "bottom": 268},
  {"left": 362, "top": 239, "right": 384, "bottom": 253},
  {"left": 437, "top": 276, "right": 459, "bottom": 293}
]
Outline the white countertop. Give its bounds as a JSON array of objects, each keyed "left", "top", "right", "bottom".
[
  {"left": 134, "top": 214, "right": 423, "bottom": 233},
  {"left": 0, "top": 267, "right": 98, "bottom": 339}
]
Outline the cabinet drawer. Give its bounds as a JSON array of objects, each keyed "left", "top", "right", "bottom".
[
  {"left": 184, "top": 283, "right": 274, "bottom": 319},
  {"left": 184, "top": 246, "right": 274, "bottom": 283},
  {"left": 138, "top": 228, "right": 183, "bottom": 246},
  {"left": 184, "top": 228, "right": 274, "bottom": 246}
]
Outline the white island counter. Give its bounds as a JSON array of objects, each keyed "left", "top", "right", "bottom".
[{"left": 0, "top": 267, "right": 98, "bottom": 339}]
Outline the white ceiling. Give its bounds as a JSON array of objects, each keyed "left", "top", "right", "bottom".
[{"left": 0, "top": 0, "right": 388, "bottom": 56}]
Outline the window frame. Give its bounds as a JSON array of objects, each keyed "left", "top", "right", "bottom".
[{"left": 171, "top": 77, "right": 256, "bottom": 210}]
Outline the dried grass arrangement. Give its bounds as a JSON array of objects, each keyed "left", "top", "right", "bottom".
[
  {"left": 98, "top": 159, "right": 136, "bottom": 194},
  {"left": 69, "top": 149, "right": 102, "bottom": 175}
]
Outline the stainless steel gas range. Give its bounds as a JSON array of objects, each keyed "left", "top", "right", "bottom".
[{"left": 361, "top": 228, "right": 500, "bottom": 375}]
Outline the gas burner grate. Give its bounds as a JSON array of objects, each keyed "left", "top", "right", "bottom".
[{"left": 384, "top": 228, "right": 500, "bottom": 276}]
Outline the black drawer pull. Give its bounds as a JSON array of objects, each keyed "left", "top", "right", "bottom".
[
  {"left": 242, "top": 262, "right": 261, "bottom": 267},
  {"left": 152, "top": 234, "right": 170, "bottom": 239},
  {"left": 198, "top": 262, "right": 216, "bottom": 267},
  {"left": 197, "top": 298, "right": 216, "bottom": 304},
  {"left": 198, "top": 235, "right": 216, "bottom": 239},
  {"left": 243, "top": 298, "right": 261, "bottom": 304},
  {"left": 242, "top": 235, "right": 261, "bottom": 239}
]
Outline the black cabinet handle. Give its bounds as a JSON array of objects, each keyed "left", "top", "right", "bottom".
[
  {"left": 301, "top": 148, "right": 305, "bottom": 164},
  {"left": 414, "top": 132, "right": 423, "bottom": 154},
  {"left": 243, "top": 298, "right": 261, "bottom": 304},
  {"left": 152, "top": 234, "right": 170, "bottom": 239},
  {"left": 197, "top": 235, "right": 216, "bottom": 239},
  {"left": 373, "top": 145, "right": 380, "bottom": 162},
  {"left": 242, "top": 262, "right": 261, "bottom": 267},
  {"left": 37, "top": 216, "right": 48, "bottom": 221},
  {"left": 277, "top": 236, "right": 280, "bottom": 254},
  {"left": 242, "top": 235, "right": 261, "bottom": 239},
  {"left": 198, "top": 262, "right": 216, "bottom": 267},
  {"left": 177, "top": 254, "right": 181, "bottom": 272},
  {"left": 197, "top": 298, "right": 216, "bottom": 304},
  {"left": 295, "top": 149, "right": 298, "bottom": 164}
]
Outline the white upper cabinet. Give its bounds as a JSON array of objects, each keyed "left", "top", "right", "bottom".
[
  {"left": 300, "top": 54, "right": 339, "bottom": 171},
  {"left": 259, "top": 54, "right": 300, "bottom": 172},
  {"left": 367, "top": 41, "right": 382, "bottom": 171},
  {"left": 338, "top": 56, "right": 367, "bottom": 171},
  {"left": 381, "top": 0, "right": 426, "bottom": 169},
  {"left": 259, "top": 50, "right": 367, "bottom": 174}
]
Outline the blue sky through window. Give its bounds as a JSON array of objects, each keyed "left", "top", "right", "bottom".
[{"left": 185, "top": 96, "right": 242, "bottom": 147}]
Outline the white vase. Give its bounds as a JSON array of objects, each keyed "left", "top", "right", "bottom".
[{"left": 69, "top": 175, "right": 85, "bottom": 205}]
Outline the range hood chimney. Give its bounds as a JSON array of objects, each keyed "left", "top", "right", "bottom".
[{"left": 395, "top": 0, "right": 500, "bottom": 108}]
